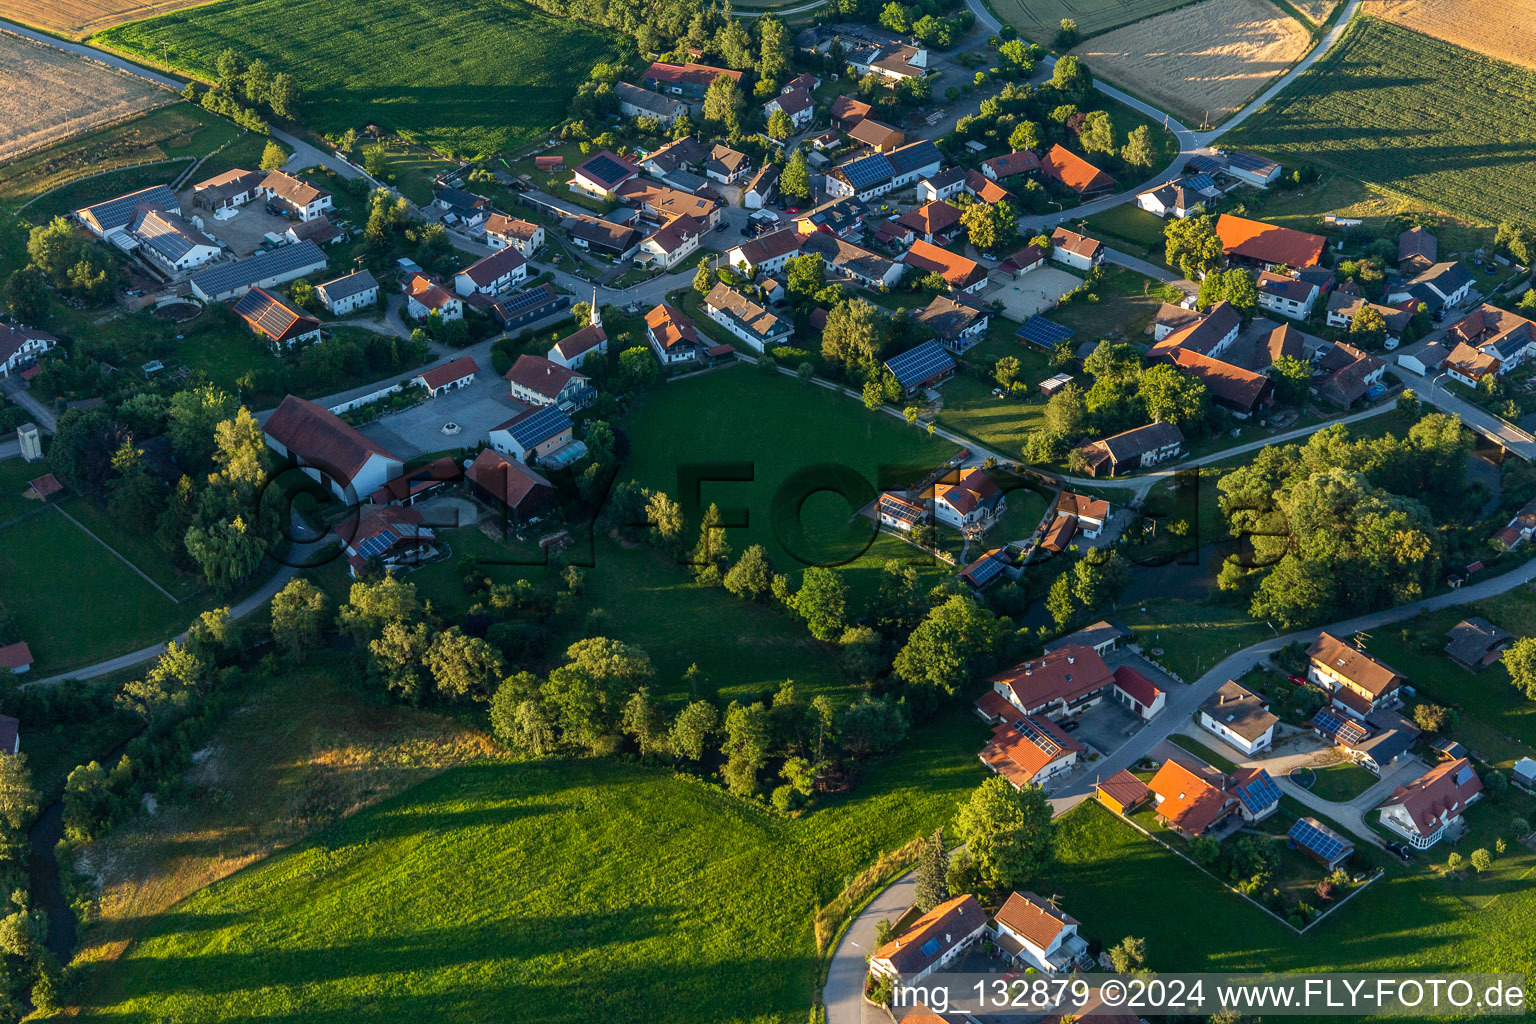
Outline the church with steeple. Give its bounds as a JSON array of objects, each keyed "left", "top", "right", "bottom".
[{"left": 547, "top": 288, "right": 609, "bottom": 370}]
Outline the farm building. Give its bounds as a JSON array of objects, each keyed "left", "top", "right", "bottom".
[
  {"left": 1041, "top": 145, "right": 1113, "bottom": 197},
  {"left": 233, "top": 287, "right": 322, "bottom": 350},
  {"left": 1216, "top": 213, "right": 1325, "bottom": 269},
  {"left": 1074, "top": 422, "right": 1185, "bottom": 477},
  {"left": 467, "top": 448, "right": 556, "bottom": 526},
  {"left": 75, "top": 184, "right": 180, "bottom": 241},
  {"left": 262, "top": 395, "right": 403, "bottom": 503},
  {"left": 412, "top": 356, "right": 479, "bottom": 398},
  {"left": 189, "top": 242, "right": 328, "bottom": 302},
  {"left": 489, "top": 405, "right": 576, "bottom": 463},
  {"left": 884, "top": 339, "right": 955, "bottom": 396}
]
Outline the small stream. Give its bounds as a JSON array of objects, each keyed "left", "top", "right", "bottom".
[{"left": 27, "top": 801, "right": 74, "bottom": 960}]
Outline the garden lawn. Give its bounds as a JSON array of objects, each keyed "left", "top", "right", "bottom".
[
  {"left": 67, "top": 706, "right": 989, "bottom": 1024},
  {"left": 60, "top": 495, "right": 205, "bottom": 600},
  {"left": 95, "top": 0, "right": 625, "bottom": 157},
  {"left": 1081, "top": 205, "right": 1170, "bottom": 258},
  {"left": 1307, "top": 760, "right": 1379, "bottom": 802},
  {"left": 0, "top": 507, "right": 187, "bottom": 673},
  {"left": 1119, "top": 598, "right": 1275, "bottom": 683},
  {"left": 1048, "top": 265, "right": 1181, "bottom": 343},
  {"left": 1224, "top": 16, "right": 1536, "bottom": 225},
  {"left": 1168, "top": 732, "right": 1238, "bottom": 773},
  {"left": 0, "top": 456, "right": 55, "bottom": 522},
  {"left": 935, "top": 374, "right": 1042, "bottom": 459}
]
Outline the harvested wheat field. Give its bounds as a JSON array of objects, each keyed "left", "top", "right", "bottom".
[
  {"left": 1364, "top": 0, "right": 1536, "bottom": 70},
  {"left": 0, "top": 32, "right": 169, "bottom": 163},
  {"left": 0, "top": 0, "right": 215, "bottom": 38},
  {"left": 1071, "top": 0, "right": 1312, "bottom": 127}
]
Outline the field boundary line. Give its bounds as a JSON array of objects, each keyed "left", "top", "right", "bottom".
[
  {"left": 49, "top": 504, "right": 181, "bottom": 604},
  {"left": 0, "top": 91, "right": 176, "bottom": 169},
  {"left": 14, "top": 156, "right": 192, "bottom": 216}
]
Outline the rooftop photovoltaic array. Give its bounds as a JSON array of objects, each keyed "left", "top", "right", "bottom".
[
  {"left": 1011, "top": 717, "right": 1060, "bottom": 757},
  {"left": 1312, "top": 707, "right": 1368, "bottom": 745},
  {"left": 1234, "top": 769, "right": 1281, "bottom": 813},
  {"left": 884, "top": 340, "right": 954, "bottom": 389},
  {"left": 840, "top": 153, "right": 896, "bottom": 189},
  {"left": 191, "top": 241, "right": 326, "bottom": 297},
  {"left": 1016, "top": 315, "right": 1076, "bottom": 348},
  {"left": 966, "top": 552, "right": 1006, "bottom": 588},
  {"left": 355, "top": 528, "right": 401, "bottom": 559},
  {"left": 1288, "top": 817, "right": 1353, "bottom": 862},
  {"left": 498, "top": 285, "right": 557, "bottom": 315},
  {"left": 581, "top": 153, "right": 631, "bottom": 184},
  {"left": 508, "top": 405, "right": 573, "bottom": 448},
  {"left": 1455, "top": 764, "right": 1476, "bottom": 787}
]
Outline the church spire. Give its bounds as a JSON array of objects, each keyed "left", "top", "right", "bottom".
[{"left": 590, "top": 286, "right": 602, "bottom": 328}]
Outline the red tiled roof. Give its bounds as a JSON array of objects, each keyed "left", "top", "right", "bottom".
[
  {"left": 897, "top": 200, "right": 961, "bottom": 237},
  {"left": 988, "top": 645, "right": 1114, "bottom": 712},
  {"left": 1148, "top": 758, "right": 1232, "bottom": 835},
  {"left": 981, "top": 714, "right": 1083, "bottom": 785},
  {"left": 1379, "top": 757, "right": 1482, "bottom": 835},
  {"left": 984, "top": 150, "right": 1040, "bottom": 179},
  {"left": 552, "top": 323, "right": 608, "bottom": 362},
  {"left": 1041, "top": 145, "right": 1113, "bottom": 193},
  {"left": 1308, "top": 632, "right": 1402, "bottom": 697},
  {"left": 830, "top": 95, "right": 872, "bottom": 125},
  {"left": 936, "top": 466, "right": 998, "bottom": 516},
  {"left": 871, "top": 895, "right": 987, "bottom": 977},
  {"left": 28, "top": 474, "right": 63, "bottom": 500},
  {"left": 0, "top": 642, "right": 32, "bottom": 670},
  {"left": 1057, "top": 491, "right": 1108, "bottom": 522},
  {"left": 467, "top": 447, "right": 554, "bottom": 512},
  {"left": 964, "top": 169, "right": 1014, "bottom": 204},
  {"left": 1040, "top": 513, "right": 1077, "bottom": 552},
  {"left": 485, "top": 213, "right": 540, "bottom": 240},
  {"left": 1096, "top": 769, "right": 1151, "bottom": 811},
  {"left": 994, "top": 891, "right": 1078, "bottom": 950},
  {"left": 407, "top": 274, "right": 459, "bottom": 312},
  {"left": 644, "top": 61, "right": 742, "bottom": 88},
  {"left": 1216, "top": 213, "right": 1325, "bottom": 268},
  {"left": 1049, "top": 227, "right": 1102, "bottom": 260},
  {"left": 1169, "top": 348, "right": 1273, "bottom": 412},
  {"left": 904, "top": 239, "right": 986, "bottom": 289},
  {"left": 263, "top": 395, "right": 401, "bottom": 485},
  {"left": 1111, "top": 665, "right": 1161, "bottom": 706},
  {"left": 646, "top": 302, "right": 700, "bottom": 351},
  {"left": 415, "top": 356, "right": 479, "bottom": 391},
  {"left": 458, "top": 246, "right": 526, "bottom": 287},
  {"left": 974, "top": 688, "right": 1017, "bottom": 721},
  {"left": 505, "top": 354, "right": 586, "bottom": 400}
]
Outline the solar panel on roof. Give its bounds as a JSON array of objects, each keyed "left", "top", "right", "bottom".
[
  {"left": 1288, "top": 818, "right": 1352, "bottom": 862},
  {"left": 841, "top": 153, "right": 895, "bottom": 189},
  {"left": 1183, "top": 173, "right": 1214, "bottom": 192},
  {"left": 356, "top": 528, "right": 399, "bottom": 559},
  {"left": 1015, "top": 315, "right": 1076, "bottom": 348},
  {"left": 967, "top": 553, "right": 1005, "bottom": 587},
  {"left": 1011, "top": 716, "right": 1060, "bottom": 757},
  {"left": 1455, "top": 765, "right": 1475, "bottom": 786},
  {"left": 1312, "top": 707, "right": 1367, "bottom": 744},
  {"left": 883, "top": 340, "right": 954, "bottom": 389},
  {"left": 918, "top": 938, "right": 942, "bottom": 958},
  {"left": 582, "top": 154, "right": 628, "bottom": 183},
  {"left": 1235, "top": 770, "right": 1281, "bottom": 813},
  {"left": 498, "top": 286, "right": 555, "bottom": 315},
  {"left": 508, "top": 406, "right": 573, "bottom": 448}
]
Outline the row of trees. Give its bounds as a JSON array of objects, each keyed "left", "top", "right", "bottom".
[{"left": 0, "top": 751, "right": 53, "bottom": 1020}]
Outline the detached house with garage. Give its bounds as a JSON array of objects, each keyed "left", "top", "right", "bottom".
[
  {"left": 979, "top": 713, "right": 1082, "bottom": 789},
  {"left": 903, "top": 240, "right": 988, "bottom": 294},
  {"left": 484, "top": 214, "right": 544, "bottom": 256},
  {"left": 570, "top": 150, "right": 641, "bottom": 200},
  {"left": 263, "top": 395, "right": 402, "bottom": 503},
  {"left": 489, "top": 405, "right": 575, "bottom": 463},
  {"left": 1307, "top": 632, "right": 1404, "bottom": 719},
  {"left": 233, "top": 287, "right": 322, "bottom": 350},
  {"left": 703, "top": 283, "right": 792, "bottom": 350},
  {"left": 764, "top": 88, "right": 814, "bottom": 130},
  {"left": 933, "top": 466, "right": 1004, "bottom": 530},
  {"left": 316, "top": 269, "right": 378, "bottom": 315},
  {"left": 645, "top": 302, "right": 707, "bottom": 365},
  {"left": 1378, "top": 757, "right": 1483, "bottom": 849},
  {"left": 992, "top": 892, "right": 1088, "bottom": 973},
  {"left": 454, "top": 247, "right": 527, "bottom": 298},
  {"left": 983, "top": 645, "right": 1117, "bottom": 720},
  {"left": 505, "top": 354, "right": 594, "bottom": 412},
  {"left": 916, "top": 294, "right": 989, "bottom": 353},
  {"left": 867, "top": 895, "right": 988, "bottom": 986},
  {"left": 260, "top": 171, "right": 332, "bottom": 221},
  {"left": 405, "top": 274, "right": 463, "bottom": 321},
  {"left": 1198, "top": 679, "right": 1279, "bottom": 755},
  {"left": 705, "top": 145, "right": 752, "bottom": 185}
]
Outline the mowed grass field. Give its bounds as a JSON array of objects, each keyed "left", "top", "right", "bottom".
[
  {"left": 94, "top": 0, "right": 625, "bottom": 156},
  {"left": 1224, "top": 16, "right": 1536, "bottom": 225},
  {"left": 69, "top": 707, "right": 990, "bottom": 1024},
  {"left": 991, "top": 0, "right": 1206, "bottom": 42},
  {"left": 1070, "top": 0, "right": 1312, "bottom": 126},
  {"left": 0, "top": 31, "right": 170, "bottom": 162},
  {"left": 1363, "top": 0, "right": 1536, "bottom": 72}
]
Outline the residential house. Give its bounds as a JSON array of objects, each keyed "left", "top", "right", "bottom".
[
  {"left": 885, "top": 338, "right": 957, "bottom": 397},
  {"left": 570, "top": 150, "right": 641, "bottom": 199},
  {"left": 1110, "top": 665, "right": 1165, "bottom": 720},
  {"left": 1074, "top": 422, "right": 1184, "bottom": 477},
  {"left": 980, "top": 714, "right": 1082, "bottom": 789},
  {"left": 1228, "top": 765, "right": 1282, "bottom": 822},
  {"left": 616, "top": 178, "right": 721, "bottom": 230},
  {"left": 189, "top": 241, "right": 327, "bottom": 301},
  {"left": 74, "top": 184, "right": 179, "bottom": 240},
  {"left": 639, "top": 136, "right": 709, "bottom": 178},
  {"left": 1378, "top": 757, "right": 1483, "bottom": 849},
  {"left": 800, "top": 232, "right": 902, "bottom": 288},
  {"left": 916, "top": 294, "right": 989, "bottom": 353},
  {"left": 1442, "top": 304, "right": 1536, "bottom": 379},
  {"left": 847, "top": 117, "right": 905, "bottom": 153},
  {"left": 284, "top": 216, "right": 343, "bottom": 247},
  {"left": 984, "top": 645, "right": 1117, "bottom": 719},
  {"left": 1492, "top": 498, "right": 1536, "bottom": 552},
  {"left": 706, "top": 145, "right": 751, "bottom": 184},
  {"left": 454, "top": 247, "right": 528, "bottom": 298},
  {"left": 727, "top": 228, "right": 803, "bottom": 275},
  {"left": 865, "top": 42, "right": 928, "bottom": 81},
  {"left": 191, "top": 168, "right": 265, "bottom": 211},
  {"left": 1147, "top": 300, "right": 1242, "bottom": 361},
  {"left": 1055, "top": 492, "right": 1109, "bottom": 538},
  {"left": 1136, "top": 180, "right": 1202, "bottom": 218},
  {"left": 1311, "top": 706, "right": 1420, "bottom": 775},
  {"left": 637, "top": 214, "right": 704, "bottom": 269},
  {"left": 260, "top": 171, "right": 332, "bottom": 221},
  {"left": 644, "top": 303, "right": 708, "bottom": 365},
  {"left": 1147, "top": 757, "right": 1237, "bottom": 837},
  {"left": 918, "top": 168, "right": 966, "bottom": 202},
  {"left": 982, "top": 150, "right": 1040, "bottom": 184},
  {"left": 1325, "top": 288, "right": 1413, "bottom": 341},
  {"left": 992, "top": 892, "right": 1088, "bottom": 973},
  {"left": 1048, "top": 227, "right": 1103, "bottom": 271},
  {"left": 484, "top": 214, "right": 544, "bottom": 256},
  {"left": 1256, "top": 271, "right": 1320, "bottom": 320},
  {"left": 894, "top": 200, "right": 961, "bottom": 245},
  {"left": 743, "top": 164, "right": 780, "bottom": 210},
  {"left": 262, "top": 395, "right": 403, "bottom": 503},
  {"left": 867, "top": 895, "right": 987, "bottom": 985},
  {"left": 963, "top": 169, "right": 1014, "bottom": 205},
  {"left": 997, "top": 244, "right": 1047, "bottom": 278},
  {"left": 1445, "top": 617, "right": 1512, "bottom": 670},
  {"left": 568, "top": 216, "right": 642, "bottom": 260},
  {"left": 1095, "top": 770, "right": 1151, "bottom": 815},
  {"left": 405, "top": 274, "right": 464, "bottom": 321},
  {"left": 1045, "top": 621, "right": 1132, "bottom": 657},
  {"left": 343, "top": 504, "right": 436, "bottom": 577},
  {"left": 1198, "top": 679, "right": 1278, "bottom": 755},
  {"left": 233, "top": 287, "right": 322, "bottom": 350},
  {"left": 0, "top": 325, "right": 57, "bottom": 378},
  {"left": 794, "top": 197, "right": 867, "bottom": 240},
  {"left": 703, "top": 283, "right": 792, "bottom": 350},
  {"left": 1168, "top": 348, "right": 1274, "bottom": 418},
  {"left": 432, "top": 187, "right": 491, "bottom": 227},
  {"left": 765, "top": 88, "right": 815, "bottom": 130},
  {"left": 1389, "top": 261, "right": 1473, "bottom": 314},
  {"left": 1399, "top": 226, "right": 1438, "bottom": 274},
  {"left": 316, "top": 270, "right": 379, "bottom": 316},
  {"left": 960, "top": 547, "right": 1012, "bottom": 590},
  {"left": 615, "top": 80, "right": 688, "bottom": 124},
  {"left": 1307, "top": 631, "right": 1404, "bottom": 719},
  {"left": 466, "top": 447, "right": 556, "bottom": 526},
  {"left": 129, "top": 206, "right": 221, "bottom": 273},
  {"left": 903, "top": 240, "right": 987, "bottom": 294},
  {"left": 933, "top": 465, "right": 1003, "bottom": 529},
  {"left": 1041, "top": 145, "right": 1113, "bottom": 198},
  {"left": 877, "top": 492, "right": 930, "bottom": 533},
  {"left": 549, "top": 301, "right": 608, "bottom": 369},
  {"left": 642, "top": 61, "right": 742, "bottom": 101},
  {"left": 505, "top": 354, "right": 594, "bottom": 412},
  {"left": 1216, "top": 213, "right": 1325, "bottom": 270},
  {"left": 489, "top": 405, "right": 575, "bottom": 463},
  {"left": 1314, "top": 340, "right": 1386, "bottom": 409},
  {"left": 0, "top": 644, "right": 32, "bottom": 677},
  {"left": 412, "top": 356, "right": 479, "bottom": 398},
  {"left": 823, "top": 140, "right": 943, "bottom": 202}
]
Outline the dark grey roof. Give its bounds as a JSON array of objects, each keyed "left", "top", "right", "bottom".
[
  {"left": 1444, "top": 616, "right": 1511, "bottom": 666},
  {"left": 1412, "top": 260, "right": 1473, "bottom": 297},
  {"left": 1044, "top": 620, "right": 1132, "bottom": 653},
  {"left": 78, "top": 184, "right": 179, "bottom": 233},
  {"left": 1353, "top": 708, "right": 1420, "bottom": 765},
  {"left": 616, "top": 80, "right": 686, "bottom": 116},
  {"left": 318, "top": 269, "right": 379, "bottom": 303},
  {"left": 1100, "top": 421, "right": 1183, "bottom": 463},
  {"left": 888, "top": 140, "right": 943, "bottom": 175},
  {"left": 131, "top": 207, "right": 210, "bottom": 261},
  {"left": 191, "top": 242, "right": 327, "bottom": 297}
]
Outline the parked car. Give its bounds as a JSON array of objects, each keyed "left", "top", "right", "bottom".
[
  {"left": 1287, "top": 674, "right": 1307, "bottom": 687},
  {"left": 1385, "top": 842, "right": 1414, "bottom": 863},
  {"left": 1060, "top": 719, "right": 1081, "bottom": 733}
]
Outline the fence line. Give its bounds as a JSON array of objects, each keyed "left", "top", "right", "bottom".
[{"left": 15, "top": 156, "right": 194, "bottom": 216}]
